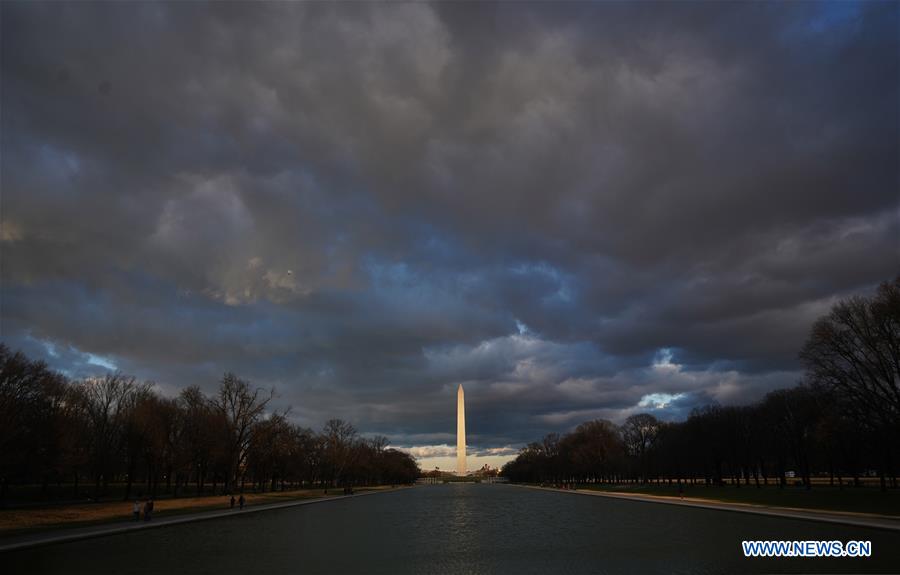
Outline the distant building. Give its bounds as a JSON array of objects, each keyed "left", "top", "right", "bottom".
[{"left": 473, "top": 463, "right": 499, "bottom": 478}]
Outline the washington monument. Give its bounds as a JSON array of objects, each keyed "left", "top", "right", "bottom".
[{"left": 457, "top": 384, "right": 466, "bottom": 475}]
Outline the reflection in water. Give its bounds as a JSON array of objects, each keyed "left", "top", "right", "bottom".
[{"left": 6, "top": 484, "right": 900, "bottom": 575}]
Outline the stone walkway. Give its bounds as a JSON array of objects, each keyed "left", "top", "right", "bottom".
[
  {"left": 0, "top": 489, "right": 397, "bottom": 553},
  {"left": 512, "top": 484, "right": 900, "bottom": 531}
]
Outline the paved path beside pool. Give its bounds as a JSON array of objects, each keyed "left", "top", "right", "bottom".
[
  {"left": 511, "top": 484, "right": 900, "bottom": 531},
  {"left": 0, "top": 488, "right": 407, "bottom": 553}
]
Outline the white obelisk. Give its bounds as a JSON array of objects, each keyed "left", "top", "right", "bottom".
[{"left": 456, "top": 384, "right": 467, "bottom": 475}]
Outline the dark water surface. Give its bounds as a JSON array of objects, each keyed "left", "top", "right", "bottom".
[{"left": 5, "top": 484, "right": 899, "bottom": 574}]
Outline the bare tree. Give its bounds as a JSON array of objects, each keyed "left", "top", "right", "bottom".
[
  {"left": 564, "top": 419, "right": 623, "bottom": 484},
  {"left": 0, "top": 346, "right": 67, "bottom": 500},
  {"left": 622, "top": 413, "right": 660, "bottom": 483},
  {"left": 213, "top": 373, "right": 274, "bottom": 492},
  {"left": 800, "top": 276, "right": 900, "bottom": 430},
  {"left": 800, "top": 276, "right": 900, "bottom": 489},
  {"left": 179, "top": 386, "right": 226, "bottom": 494},
  {"left": 322, "top": 418, "right": 357, "bottom": 489},
  {"left": 81, "top": 373, "right": 146, "bottom": 496}
]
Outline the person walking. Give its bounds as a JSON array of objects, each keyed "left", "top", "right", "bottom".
[
  {"left": 230, "top": 495, "right": 236, "bottom": 509},
  {"left": 142, "top": 498, "right": 151, "bottom": 522},
  {"left": 132, "top": 499, "right": 141, "bottom": 521},
  {"left": 238, "top": 494, "right": 245, "bottom": 510}
]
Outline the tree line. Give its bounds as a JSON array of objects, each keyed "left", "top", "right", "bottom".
[
  {"left": 0, "top": 360, "right": 419, "bottom": 504},
  {"left": 502, "top": 277, "right": 900, "bottom": 491}
]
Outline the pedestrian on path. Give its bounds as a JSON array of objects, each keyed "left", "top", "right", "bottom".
[
  {"left": 238, "top": 494, "right": 245, "bottom": 510},
  {"left": 132, "top": 499, "right": 141, "bottom": 521},
  {"left": 230, "top": 495, "right": 236, "bottom": 509}
]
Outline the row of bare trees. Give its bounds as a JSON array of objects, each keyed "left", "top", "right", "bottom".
[
  {"left": 503, "top": 277, "right": 900, "bottom": 491},
  {"left": 0, "top": 359, "right": 419, "bottom": 504}
]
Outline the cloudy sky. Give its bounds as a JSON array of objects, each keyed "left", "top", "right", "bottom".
[{"left": 1, "top": 1, "right": 897, "bottom": 470}]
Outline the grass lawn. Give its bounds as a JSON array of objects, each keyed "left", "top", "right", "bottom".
[
  {"left": 577, "top": 483, "right": 900, "bottom": 516},
  {"left": 0, "top": 485, "right": 400, "bottom": 537}
]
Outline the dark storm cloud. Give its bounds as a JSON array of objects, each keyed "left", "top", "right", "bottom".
[{"left": 2, "top": 1, "right": 897, "bottom": 451}]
